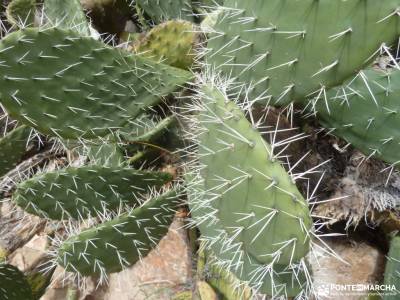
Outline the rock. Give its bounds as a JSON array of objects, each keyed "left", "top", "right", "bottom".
[
  {"left": 9, "top": 234, "right": 48, "bottom": 272},
  {"left": 41, "top": 218, "right": 192, "bottom": 300},
  {"left": 90, "top": 218, "right": 192, "bottom": 300},
  {"left": 312, "top": 238, "right": 385, "bottom": 300},
  {"left": 0, "top": 201, "right": 46, "bottom": 255}
]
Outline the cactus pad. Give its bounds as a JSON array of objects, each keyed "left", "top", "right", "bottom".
[
  {"left": 57, "top": 187, "right": 181, "bottom": 276},
  {"left": 120, "top": 115, "right": 176, "bottom": 144},
  {"left": 6, "top": 0, "right": 36, "bottom": 27},
  {"left": 13, "top": 165, "right": 173, "bottom": 220},
  {"left": 0, "top": 126, "right": 31, "bottom": 178},
  {"left": 314, "top": 68, "right": 400, "bottom": 167},
  {"left": 207, "top": 0, "right": 400, "bottom": 105},
  {"left": 136, "top": 0, "right": 194, "bottom": 23},
  {"left": 134, "top": 20, "right": 200, "bottom": 70},
  {"left": 44, "top": 0, "right": 90, "bottom": 34},
  {"left": 384, "top": 236, "right": 400, "bottom": 299},
  {"left": 0, "top": 28, "right": 192, "bottom": 139},
  {"left": 0, "top": 264, "right": 33, "bottom": 300},
  {"left": 186, "top": 83, "right": 312, "bottom": 296}
]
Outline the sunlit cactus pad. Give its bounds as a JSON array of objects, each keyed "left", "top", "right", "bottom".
[
  {"left": 134, "top": 20, "right": 200, "bottom": 70},
  {"left": 13, "top": 165, "right": 173, "bottom": 220},
  {"left": 0, "top": 28, "right": 192, "bottom": 139}
]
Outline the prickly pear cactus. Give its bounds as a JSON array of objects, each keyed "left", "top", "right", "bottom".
[
  {"left": 0, "top": 28, "right": 192, "bottom": 139},
  {"left": 0, "top": 264, "right": 34, "bottom": 300},
  {"left": 383, "top": 236, "right": 400, "bottom": 299},
  {"left": 207, "top": 0, "right": 400, "bottom": 105},
  {"left": 136, "top": 0, "right": 194, "bottom": 23},
  {"left": 134, "top": 20, "right": 200, "bottom": 70},
  {"left": 0, "top": 125, "right": 31, "bottom": 178},
  {"left": 57, "top": 187, "right": 181, "bottom": 276},
  {"left": 6, "top": 0, "right": 36, "bottom": 27},
  {"left": 44, "top": 0, "right": 90, "bottom": 34},
  {"left": 313, "top": 68, "right": 400, "bottom": 167},
  {"left": 13, "top": 166, "right": 173, "bottom": 220},
  {"left": 185, "top": 82, "right": 313, "bottom": 296}
]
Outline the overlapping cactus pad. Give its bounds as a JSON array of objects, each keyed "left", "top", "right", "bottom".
[
  {"left": 207, "top": 0, "right": 400, "bottom": 105},
  {"left": 13, "top": 165, "right": 173, "bottom": 220},
  {"left": 0, "top": 28, "right": 191, "bottom": 139},
  {"left": 186, "top": 84, "right": 312, "bottom": 296},
  {"left": 0, "top": 264, "right": 33, "bottom": 300},
  {"left": 314, "top": 68, "right": 400, "bottom": 166},
  {"left": 57, "top": 187, "right": 181, "bottom": 276}
]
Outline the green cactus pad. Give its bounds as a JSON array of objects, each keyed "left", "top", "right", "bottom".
[
  {"left": 6, "top": 0, "right": 36, "bottom": 27},
  {"left": 207, "top": 0, "right": 400, "bottom": 105},
  {"left": 134, "top": 20, "right": 200, "bottom": 70},
  {"left": 136, "top": 0, "right": 194, "bottom": 23},
  {"left": 57, "top": 187, "right": 181, "bottom": 276},
  {"left": 44, "top": 0, "right": 90, "bottom": 35},
  {"left": 314, "top": 68, "right": 400, "bottom": 167},
  {"left": 384, "top": 236, "right": 400, "bottom": 299},
  {"left": 0, "top": 28, "right": 192, "bottom": 139},
  {"left": 13, "top": 165, "right": 173, "bottom": 220},
  {"left": 0, "top": 264, "right": 33, "bottom": 300},
  {"left": 0, "top": 126, "right": 31, "bottom": 178},
  {"left": 186, "top": 84, "right": 312, "bottom": 296}
]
